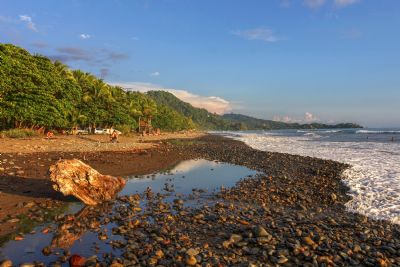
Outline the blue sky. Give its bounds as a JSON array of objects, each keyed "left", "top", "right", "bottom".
[{"left": 1, "top": 0, "right": 399, "bottom": 127}]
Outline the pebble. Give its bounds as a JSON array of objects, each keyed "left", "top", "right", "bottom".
[
  {"left": 185, "top": 255, "right": 197, "bottom": 266},
  {"left": 186, "top": 248, "right": 199, "bottom": 256},
  {"left": 69, "top": 255, "right": 85, "bottom": 267},
  {"left": 0, "top": 260, "right": 12, "bottom": 267},
  {"left": 254, "top": 225, "right": 271, "bottom": 238},
  {"left": 229, "top": 234, "right": 243, "bottom": 243},
  {"left": 109, "top": 263, "right": 124, "bottom": 267}
]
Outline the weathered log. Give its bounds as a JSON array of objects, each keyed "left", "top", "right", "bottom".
[{"left": 49, "top": 159, "right": 126, "bottom": 205}]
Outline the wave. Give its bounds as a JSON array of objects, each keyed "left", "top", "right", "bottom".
[
  {"left": 219, "top": 132, "right": 400, "bottom": 224},
  {"left": 297, "top": 129, "right": 343, "bottom": 133},
  {"left": 356, "top": 130, "right": 400, "bottom": 134}
]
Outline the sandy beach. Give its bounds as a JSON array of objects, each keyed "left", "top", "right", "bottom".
[{"left": 0, "top": 132, "right": 203, "bottom": 238}]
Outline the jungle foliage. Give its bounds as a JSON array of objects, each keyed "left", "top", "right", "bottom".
[{"left": 0, "top": 44, "right": 193, "bottom": 132}]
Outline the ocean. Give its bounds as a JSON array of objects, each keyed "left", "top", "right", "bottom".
[{"left": 215, "top": 128, "right": 400, "bottom": 224}]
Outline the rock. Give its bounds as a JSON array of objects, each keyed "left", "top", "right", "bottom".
[
  {"left": 69, "top": 255, "right": 86, "bottom": 267},
  {"left": 186, "top": 248, "right": 199, "bottom": 256},
  {"left": 42, "top": 246, "right": 52, "bottom": 256},
  {"left": 353, "top": 244, "right": 362, "bottom": 253},
  {"left": 24, "top": 202, "right": 35, "bottom": 208},
  {"left": 155, "top": 249, "right": 164, "bottom": 258},
  {"left": 0, "top": 260, "right": 12, "bottom": 267},
  {"left": 277, "top": 256, "right": 288, "bottom": 264},
  {"left": 85, "top": 256, "right": 98, "bottom": 267},
  {"left": 222, "top": 240, "right": 231, "bottom": 248},
  {"left": 109, "top": 263, "right": 123, "bottom": 267},
  {"left": 229, "top": 234, "right": 243, "bottom": 243},
  {"left": 185, "top": 255, "right": 197, "bottom": 266},
  {"left": 254, "top": 226, "right": 271, "bottom": 238},
  {"left": 49, "top": 159, "right": 126, "bottom": 205},
  {"left": 256, "top": 236, "right": 271, "bottom": 244}
]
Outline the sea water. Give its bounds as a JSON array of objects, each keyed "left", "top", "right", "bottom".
[{"left": 215, "top": 128, "right": 400, "bottom": 224}]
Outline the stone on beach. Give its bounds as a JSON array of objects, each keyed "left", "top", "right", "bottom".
[
  {"left": 49, "top": 159, "right": 126, "bottom": 205},
  {"left": 0, "top": 260, "right": 12, "bottom": 267}
]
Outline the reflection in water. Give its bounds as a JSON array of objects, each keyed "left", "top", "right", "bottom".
[
  {"left": 168, "top": 159, "right": 220, "bottom": 173},
  {"left": 0, "top": 159, "right": 256, "bottom": 265},
  {"left": 51, "top": 204, "right": 112, "bottom": 249},
  {"left": 122, "top": 159, "right": 255, "bottom": 195}
]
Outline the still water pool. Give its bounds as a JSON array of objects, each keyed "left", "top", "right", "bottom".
[{"left": 0, "top": 159, "right": 257, "bottom": 265}]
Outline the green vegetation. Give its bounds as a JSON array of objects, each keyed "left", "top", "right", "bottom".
[
  {"left": 0, "top": 44, "right": 362, "bottom": 133},
  {"left": 0, "top": 44, "right": 193, "bottom": 133},
  {"left": 0, "top": 128, "right": 39, "bottom": 138},
  {"left": 147, "top": 91, "right": 233, "bottom": 130},
  {"left": 222, "top": 113, "right": 362, "bottom": 130},
  {"left": 146, "top": 91, "right": 362, "bottom": 130}
]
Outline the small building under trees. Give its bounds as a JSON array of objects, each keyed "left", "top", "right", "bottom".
[{"left": 138, "top": 116, "right": 153, "bottom": 135}]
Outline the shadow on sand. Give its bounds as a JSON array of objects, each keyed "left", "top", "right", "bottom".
[{"left": 0, "top": 175, "right": 75, "bottom": 201}]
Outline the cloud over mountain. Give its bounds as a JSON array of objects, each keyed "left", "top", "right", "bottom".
[{"left": 110, "top": 82, "right": 232, "bottom": 115}]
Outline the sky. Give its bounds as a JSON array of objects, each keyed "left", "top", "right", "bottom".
[{"left": 1, "top": 0, "right": 399, "bottom": 127}]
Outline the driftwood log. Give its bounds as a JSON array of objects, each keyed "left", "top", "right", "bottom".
[{"left": 49, "top": 159, "right": 126, "bottom": 205}]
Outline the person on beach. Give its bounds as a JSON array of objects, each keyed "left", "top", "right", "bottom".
[
  {"left": 110, "top": 130, "right": 119, "bottom": 143},
  {"left": 46, "top": 131, "right": 54, "bottom": 139}
]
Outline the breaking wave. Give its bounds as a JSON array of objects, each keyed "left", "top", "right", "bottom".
[{"left": 219, "top": 131, "right": 400, "bottom": 224}]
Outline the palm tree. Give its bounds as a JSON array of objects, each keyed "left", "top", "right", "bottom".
[
  {"left": 67, "top": 109, "right": 87, "bottom": 134},
  {"left": 54, "top": 61, "right": 74, "bottom": 80}
]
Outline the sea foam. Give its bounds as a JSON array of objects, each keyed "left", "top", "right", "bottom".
[{"left": 221, "top": 132, "right": 400, "bottom": 224}]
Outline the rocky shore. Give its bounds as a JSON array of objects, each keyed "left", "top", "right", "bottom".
[{"left": 1, "top": 134, "right": 399, "bottom": 266}]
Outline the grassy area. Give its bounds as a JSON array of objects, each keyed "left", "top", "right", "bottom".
[{"left": 0, "top": 129, "right": 40, "bottom": 138}]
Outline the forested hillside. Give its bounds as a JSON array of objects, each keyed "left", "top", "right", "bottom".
[
  {"left": 0, "top": 44, "right": 193, "bottom": 132},
  {"left": 146, "top": 91, "right": 362, "bottom": 130},
  {"left": 146, "top": 91, "right": 232, "bottom": 130},
  {"left": 0, "top": 44, "right": 361, "bottom": 133},
  {"left": 222, "top": 113, "right": 362, "bottom": 130}
]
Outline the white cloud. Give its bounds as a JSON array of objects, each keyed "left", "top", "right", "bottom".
[
  {"left": 273, "top": 115, "right": 295, "bottom": 123},
  {"left": 304, "top": 112, "right": 320, "bottom": 122},
  {"left": 109, "top": 82, "right": 232, "bottom": 115},
  {"left": 19, "top": 15, "right": 38, "bottom": 32},
  {"left": 334, "top": 0, "right": 359, "bottom": 7},
  {"left": 79, "top": 33, "right": 91, "bottom": 39},
  {"left": 232, "top": 28, "right": 281, "bottom": 43},
  {"left": 274, "top": 112, "right": 320, "bottom": 123},
  {"left": 149, "top": 71, "right": 160, "bottom": 77},
  {"left": 303, "top": 0, "right": 325, "bottom": 8}
]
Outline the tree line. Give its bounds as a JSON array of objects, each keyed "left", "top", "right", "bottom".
[{"left": 0, "top": 44, "right": 194, "bottom": 133}]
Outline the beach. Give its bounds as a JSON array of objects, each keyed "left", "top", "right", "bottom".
[{"left": 0, "top": 133, "right": 399, "bottom": 266}]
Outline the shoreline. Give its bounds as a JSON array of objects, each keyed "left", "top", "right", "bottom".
[{"left": 1, "top": 134, "right": 399, "bottom": 266}]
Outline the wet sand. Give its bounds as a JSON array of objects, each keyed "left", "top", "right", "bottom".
[
  {"left": 1, "top": 134, "right": 399, "bottom": 266},
  {"left": 0, "top": 134, "right": 197, "bottom": 238}
]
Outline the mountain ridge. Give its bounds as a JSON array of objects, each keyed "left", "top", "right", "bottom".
[{"left": 146, "top": 91, "right": 363, "bottom": 130}]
